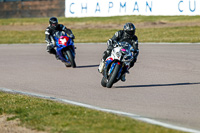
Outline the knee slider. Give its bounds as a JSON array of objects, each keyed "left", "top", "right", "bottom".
[
  {"left": 47, "top": 46, "right": 56, "bottom": 55},
  {"left": 47, "top": 45, "right": 53, "bottom": 52}
]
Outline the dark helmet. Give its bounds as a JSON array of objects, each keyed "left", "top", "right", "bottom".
[
  {"left": 49, "top": 17, "right": 58, "bottom": 29},
  {"left": 123, "top": 23, "right": 136, "bottom": 36}
]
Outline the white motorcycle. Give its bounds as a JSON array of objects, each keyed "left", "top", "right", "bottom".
[{"left": 100, "top": 42, "right": 135, "bottom": 88}]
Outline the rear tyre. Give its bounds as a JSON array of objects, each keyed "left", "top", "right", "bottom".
[
  {"left": 66, "top": 50, "right": 76, "bottom": 68},
  {"left": 106, "top": 64, "right": 121, "bottom": 88}
]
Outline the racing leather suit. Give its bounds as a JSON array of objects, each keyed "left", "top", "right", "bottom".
[{"left": 103, "top": 30, "right": 139, "bottom": 68}]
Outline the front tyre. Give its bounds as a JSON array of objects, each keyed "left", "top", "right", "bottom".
[
  {"left": 106, "top": 63, "right": 121, "bottom": 88},
  {"left": 66, "top": 50, "right": 76, "bottom": 68},
  {"left": 101, "top": 77, "right": 107, "bottom": 87}
]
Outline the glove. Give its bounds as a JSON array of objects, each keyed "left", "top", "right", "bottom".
[
  {"left": 133, "top": 56, "right": 137, "bottom": 63},
  {"left": 134, "top": 50, "right": 139, "bottom": 57},
  {"left": 47, "top": 43, "right": 54, "bottom": 48},
  {"left": 131, "top": 50, "right": 138, "bottom": 63},
  {"left": 113, "top": 40, "right": 118, "bottom": 46},
  {"left": 47, "top": 43, "right": 55, "bottom": 53},
  {"left": 107, "top": 39, "right": 112, "bottom": 46},
  {"left": 130, "top": 60, "right": 135, "bottom": 68},
  {"left": 69, "top": 34, "right": 75, "bottom": 39}
]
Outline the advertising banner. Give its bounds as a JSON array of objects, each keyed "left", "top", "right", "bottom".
[{"left": 65, "top": 0, "right": 199, "bottom": 17}]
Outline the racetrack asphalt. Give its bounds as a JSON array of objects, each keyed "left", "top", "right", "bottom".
[{"left": 0, "top": 43, "right": 200, "bottom": 131}]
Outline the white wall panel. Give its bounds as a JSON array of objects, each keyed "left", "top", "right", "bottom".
[{"left": 65, "top": 0, "right": 200, "bottom": 17}]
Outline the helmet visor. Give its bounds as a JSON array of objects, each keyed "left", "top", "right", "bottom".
[
  {"left": 126, "top": 30, "right": 135, "bottom": 35},
  {"left": 51, "top": 23, "right": 58, "bottom": 28},
  {"left": 52, "top": 23, "right": 57, "bottom": 27}
]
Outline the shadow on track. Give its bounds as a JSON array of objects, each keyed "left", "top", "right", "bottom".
[
  {"left": 76, "top": 64, "right": 99, "bottom": 68},
  {"left": 115, "top": 82, "right": 200, "bottom": 88}
]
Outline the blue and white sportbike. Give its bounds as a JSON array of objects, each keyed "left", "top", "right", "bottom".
[{"left": 100, "top": 42, "right": 135, "bottom": 88}]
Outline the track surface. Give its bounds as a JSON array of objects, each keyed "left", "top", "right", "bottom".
[{"left": 0, "top": 43, "right": 200, "bottom": 131}]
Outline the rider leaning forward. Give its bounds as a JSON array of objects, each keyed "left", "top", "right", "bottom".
[
  {"left": 45, "top": 17, "right": 75, "bottom": 59},
  {"left": 98, "top": 23, "right": 139, "bottom": 82}
]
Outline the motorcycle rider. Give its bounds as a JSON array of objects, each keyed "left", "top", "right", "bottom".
[
  {"left": 45, "top": 17, "right": 75, "bottom": 59},
  {"left": 98, "top": 22, "right": 139, "bottom": 82}
]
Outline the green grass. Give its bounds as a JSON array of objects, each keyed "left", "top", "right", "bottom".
[
  {"left": 74, "top": 26, "right": 200, "bottom": 43},
  {"left": 0, "top": 91, "right": 185, "bottom": 133},
  {"left": 0, "top": 16, "right": 200, "bottom": 43},
  {"left": 0, "top": 31, "right": 45, "bottom": 44},
  {"left": 137, "top": 26, "right": 200, "bottom": 43},
  {"left": 1, "top": 26, "right": 200, "bottom": 44},
  {"left": 1, "top": 15, "right": 200, "bottom": 25}
]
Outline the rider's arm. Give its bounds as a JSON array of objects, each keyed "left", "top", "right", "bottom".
[
  {"left": 45, "top": 28, "right": 51, "bottom": 44},
  {"left": 61, "top": 25, "right": 75, "bottom": 39},
  {"left": 131, "top": 36, "right": 139, "bottom": 51},
  {"left": 107, "top": 30, "right": 122, "bottom": 46},
  {"left": 132, "top": 37, "right": 139, "bottom": 62}
]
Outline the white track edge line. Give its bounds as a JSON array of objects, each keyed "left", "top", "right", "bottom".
[{"left": 0, "top": 88, "right": 199, "bottom": 133}]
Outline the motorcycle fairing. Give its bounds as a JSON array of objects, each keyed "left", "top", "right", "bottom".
[
  {"left": 54, "top": 33, "right": 75, "bottom": 63},
  {"left": 58, "top": 36, "right": 70, "bottom": 46},
  {"left": 103, "top": 57, "right": 122, "bottom": 81}
]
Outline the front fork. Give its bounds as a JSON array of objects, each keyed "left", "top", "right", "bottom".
[{"left": 103, "top": 61, "right": 123, "bottom": 81}]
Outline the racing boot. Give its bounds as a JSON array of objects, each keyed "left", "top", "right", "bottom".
[
  {"left": 98, "top": 50, "right": 111, "bottom": 73},
  {"left": 55, "top": 54, "right": 60, "bottom": 60},
  {"left": 98, "top": 59, "right": 105, "bottom": 73},
  {"left": 121, "top": 73, "right": 126, "bottom": 82},
  {"left": 121, "top": 68, "right": 130, "bottom": 82}
]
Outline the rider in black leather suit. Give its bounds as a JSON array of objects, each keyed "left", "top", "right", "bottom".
[
  {"left": 45, "top": 17, "right": 75, "bottom": 59},
  {"left": 98, "top": 23, "right": 139, "bottom": 81}
]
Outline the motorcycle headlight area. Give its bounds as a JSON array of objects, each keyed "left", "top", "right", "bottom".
[
  {"left": 116, "top": 52, "right": 121, "bottom": 58},
  {"left": 122, "top": 55, "right": 133, "bottom": 62}
]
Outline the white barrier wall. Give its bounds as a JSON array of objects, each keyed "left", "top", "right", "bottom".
[{"left": 65, "top": 0, "right": 200, "bottom": 17}]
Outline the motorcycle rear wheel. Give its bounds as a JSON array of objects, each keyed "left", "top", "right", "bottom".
[{"left": 106, "top": 63, "right": 121, "bottom": 88}]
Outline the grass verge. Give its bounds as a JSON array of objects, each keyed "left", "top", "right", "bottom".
[
  {"left": 0, "top": 91, "right": 185, "bottom": 133},
  {"left": 0, "top": 26, "right": 200, "bottom": 44},
  {"left": 0, "top": 16, "right": 200, "bottom": 43},
  {"left": 1, "top": 16, "right": 200, "bottom": 25}
]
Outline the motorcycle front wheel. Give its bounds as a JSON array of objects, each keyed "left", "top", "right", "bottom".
[
  {"left": 101, "top": 77, "right": 107, "bottom": 87},
  {"left": 106, "top": 63, "right": 121, "bottom": 88},
  {"left": 66, "top": 50, "right": 76, "bottom": 68}
]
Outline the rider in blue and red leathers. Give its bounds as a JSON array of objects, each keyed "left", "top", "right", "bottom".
[{"left": 45, "top": 17, "right": 75, "bottom": 59}]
